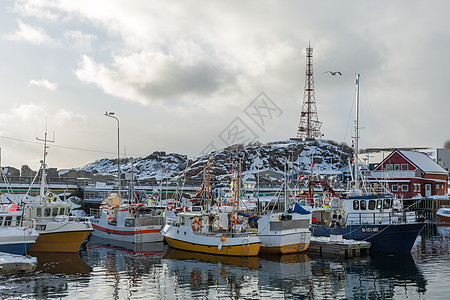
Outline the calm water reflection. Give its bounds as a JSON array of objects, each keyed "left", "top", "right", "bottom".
[{"left": 0, "top": 223, "right": 448, "bottom": 299}]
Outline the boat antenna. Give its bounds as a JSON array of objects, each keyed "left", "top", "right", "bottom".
[
  {"left": 354, "top": 74, "right": 360, "bottom": 189},
  {"left": 36, "top": 120, "right": 55, "bottom": 202}
]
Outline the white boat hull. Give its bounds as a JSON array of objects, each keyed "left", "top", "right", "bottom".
[
  {"left": 258, "top": 212, "right": 312, "bottom": 254},
  {"left": 0, "top": 227, "right": 39, "bottom": 255},
  {"left": 161, "top": 213, "right": 260, "bottom": 256},
  {"left": 91, "top": 219, "right": 163, "bottom": 243}
]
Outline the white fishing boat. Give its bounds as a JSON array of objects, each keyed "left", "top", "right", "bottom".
[
  {"left": 436, "top": 206, "right": 450, "bottom": 223},
  {"left": 0, "top": 206, "right": 39, "bottom": 255},
  {"left": 0, "top": 158, "right": 39, "bottom": 256},
  {"left": 161, "top": 210, "right": 261, "bottom": 256},
  {"left": 258, "top": 207, "right": 311, "bottom": 254},
  {"left": 90, "top": 113, "right": 164, "bottom": 244},
  {"left": 20, "top": 129, "right": 93, "bottom": 253},
  {"left": 90, "top": 192, "right": 164, "bottom": 243},
  {"left": 161, "top": 169, "right": 261, "bottom": 256},
  {"left": 257, "top": 173, "right": 312, "bottom": 254},
  {"left": 309, "top": 74, "right": 425, "bottom": 253}
]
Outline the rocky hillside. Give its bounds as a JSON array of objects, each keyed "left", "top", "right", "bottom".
[{"left": 60, "top": 139, "right": 353, "bottom": 182}]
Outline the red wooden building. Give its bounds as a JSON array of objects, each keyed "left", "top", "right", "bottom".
[{"left": 371, "top": 149, "right": 448, "bottom": 198}]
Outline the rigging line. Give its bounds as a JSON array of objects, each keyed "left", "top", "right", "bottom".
[
  {"left": 359, "top": 78, "right": 386, "bottom": 148},
  {"left": 0, "top": 135, "right": 145, "bottom": 156}
]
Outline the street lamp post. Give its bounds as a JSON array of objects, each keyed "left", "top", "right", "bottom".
[{"left": 105, "top": 111, "right": 121, "bottom": 198}]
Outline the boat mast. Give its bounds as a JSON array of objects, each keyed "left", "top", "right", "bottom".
[
  {"left": 284, "top": 161, "right": 288, "bottom": 213},
  {"left": 36, "top": 122, "right": 54, "bottom": 202},
  {"left": 354, "top": 74, "right": 360, "bottom": 189}
]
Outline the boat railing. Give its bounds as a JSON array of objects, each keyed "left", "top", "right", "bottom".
[
  {"left": 67, "top": 216, "right": 92, "bottom": 223},
  {"left": 89, "top": 208, "right": 101, "bottom": 218},
  {"left": 345, "top": 210, "right": 424, "bottom": 225}
]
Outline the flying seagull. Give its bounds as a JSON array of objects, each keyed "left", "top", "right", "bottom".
[{"left": 323, "top": 71, "right": 342, "bottom": 76}]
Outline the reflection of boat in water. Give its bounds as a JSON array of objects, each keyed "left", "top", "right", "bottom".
[
  {"left": 29, "top": 251, "right": 91, "bottom": 274},
  {"left": 369, "top": 253, "right": 427, "bottom": 289},
  {"left": 337, "top": 253, "right": 427, "bottom": 299},
  {"left": 163, "top": 247, "right": 260, "bottom": 270},
  {"left": 437, "top": 226, "right": 450, "bottom": 236},
  {"left": 257, "top": 253, "right": 312, "bottom": 298},
  {"left": 87, "top": 235, "right": 165, "bottom": 257},
  {"left": 259, "top": 252, "right": 309, "bottom": 264},
  {"left": 162, "top": 246, "right": 260, "bottom": 296}
]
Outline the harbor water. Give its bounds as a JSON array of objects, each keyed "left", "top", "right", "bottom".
[{"left": 0, "top": 223, "right": 449, "bottom": 299}]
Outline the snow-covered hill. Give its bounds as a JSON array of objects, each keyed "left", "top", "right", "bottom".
[{"left": 62, "top": 140, "right": 352, "bottom": 182}]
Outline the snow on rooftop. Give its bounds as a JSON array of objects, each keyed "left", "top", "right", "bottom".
[{"left": 399, "top": 150, "right": 448, "bottom": 174}]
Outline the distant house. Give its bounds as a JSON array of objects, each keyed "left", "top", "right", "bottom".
[{"left": 371, "top": 149, "right": 448, "bottom": 198}]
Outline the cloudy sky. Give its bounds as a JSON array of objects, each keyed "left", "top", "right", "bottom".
[{"left": 0, "top": 0, "right": 449, "bottom": 170}]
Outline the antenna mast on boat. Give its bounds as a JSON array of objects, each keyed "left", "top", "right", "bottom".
[
  {"left": 36, "top": 121, "right": 55, "bottom": 202},
  {"left": 354, "top": 74, "right": 360, "bottom": 189}
]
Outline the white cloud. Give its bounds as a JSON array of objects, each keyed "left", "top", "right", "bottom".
[
  {"left": 4, "top": 19, "right": 56, "bottom": 45},
  {"left": 64, "top": 30, "right": 96, "bottom": 50},
  {"left": 10, "top": 103, "right": 45, "bottom": 121},
  {"left": 28, "top": 79, "right": 58, "bottom": 91},
  {"left": 74, "top": 52, "right": 237, "bottom": 106},
  {"left": 54, "top": 109, "right": 86, "bottom": 125},
  {"left": 2, "top": 0, "right": 450, "bottom": 169}
]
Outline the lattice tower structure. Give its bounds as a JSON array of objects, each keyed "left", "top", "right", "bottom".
[{"left": 297, "top": 44, "right": 322, "bottom": 140}]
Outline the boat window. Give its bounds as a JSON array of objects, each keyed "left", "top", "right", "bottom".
[
  {"left": 0, "top": 216, "right": 3, "bottom": 226},
  {"left": 368, "top": 200, "right": 376, "bottom": 210},
  {"left": 59, "top": 208, "right": 65, "bottom": 215},
  {"left": 180, "top": 217, "right": 185, "bottom": 225},
  {"left": 360, "top": 200, "right": 367, "bottom": 210},
  {"left": 44, "top": 208, "right": 51, "bottom": 217},
  {"left": 353, "top": 200, "right": 359, "bottom": 210},
  {"left": 377, "top": 200, "right": 382, "bottom": 210},
  {"left": 383, "top": 199, "right": 392, "bottom": 209},
  {"left": 5, "top": 216, "right": 12, "bottom": 226},
  {"left": 37, "top": 207, "right": 42, "bottom": 217},
  {"left": 52, "top": 208, "right": 58, "bottom": 216},
  {"left": 15, "top": 216, "right": 21, "bottom": 226}
]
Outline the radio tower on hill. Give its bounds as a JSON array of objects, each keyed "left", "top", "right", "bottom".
[{"left": 296, "top": 42, "right": 322, "bottom": 140}]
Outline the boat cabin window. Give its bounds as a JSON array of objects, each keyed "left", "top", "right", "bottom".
[
  {"left": 368, "top": 200, "right": 376, "bottom": 210},
  {"left": 0, "top": 216, "right": 3, "bottom": 225},
  {"left": 59, "top": 208, "right": 65, "bottom": 215},
  {"left": 360, "top": 200, "right": 367, "bottom": 210},
  {"left": 377, "top": 200, "right": 382, "bottom": 210},
  {"left": 5, "top": 216, "right": 12, "bottom": 226},
  {"left": 353, "top": 200, "right": 359, "bottom": 210},
  {"left": 15, "top": 216, "right": 21, "bottom": 226},
  {"left": 52, "top": 208, "right": 58, "bottom": 216},
  {"left": 180, "top": 216, "right": 185, "bottom": 226},
  {"left": 44, "top": 208, "right": 51, "bottom": 217},
  {"left": 383, "top": 199, "right": 392, "bottom": 209},
  {"left": 37, "top": 207, "right": 42, "bottom": 217}
]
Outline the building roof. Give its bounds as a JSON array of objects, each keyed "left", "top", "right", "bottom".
[{"left": 398, "top": 150, "right": 448, "bottom": 174}]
